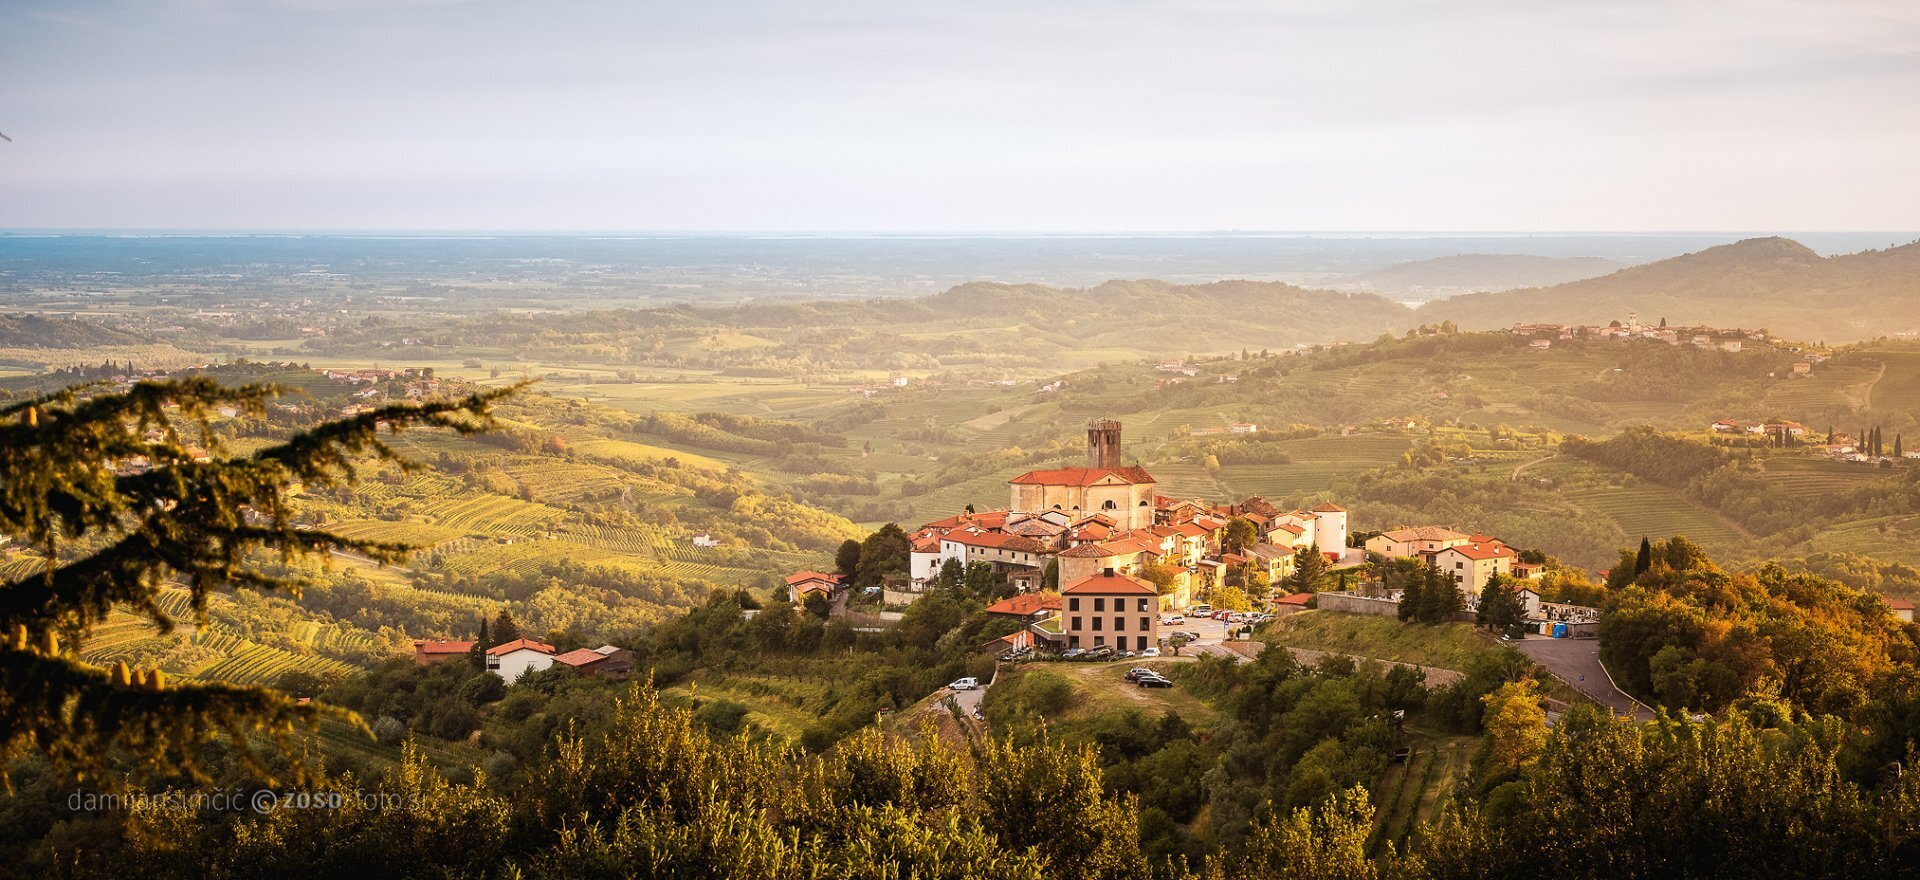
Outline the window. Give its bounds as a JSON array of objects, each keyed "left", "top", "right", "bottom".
[
  {"left": 1114, "top": 616, "right": 1125, "bottom": 632},
  {"left": 1137, "top": 636, "right": 1148, "bottom": 651},
  {"left": 1070, "top": 616, "right": 1081, "bottom": 630},
  {"left": 1094, "top": 598, "right": 1105, "bottom": 612},
  {"left": 1137, "top": 598, "right": 1150, "bottom": 612},
  {"left": 1103, "top": 499, "right": 1116, "bottom": 510},
  {"left": 1094, "top": 636, "right": 1105, "bottom": 646},
  {"left": 1140, "top": 616, "right": 1150, "bottom": 632},
  {"left": 1092, "top": 617, "right": 1102, "bottom": 631},
  {"left": 1069, "top": 598, "right": 1080, "bottom": 611}
]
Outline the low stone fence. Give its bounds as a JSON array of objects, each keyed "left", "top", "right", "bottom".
[{"left": 1315, "top": 591, "right": 1402, "bottom": 617}]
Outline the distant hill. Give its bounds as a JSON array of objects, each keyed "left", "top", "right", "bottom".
[
  {"left": 0, "top": 313, "right": 151, "bottom": 348},
  {"left": 1420, "top": 237, "right": 1920, "bottom": 342},
  {"left": 1341, "top": 254, "right": 1626, "bottom": 301}
]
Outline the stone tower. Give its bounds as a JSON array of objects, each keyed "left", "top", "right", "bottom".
[{"left": 1087, "top": 419, "right": 1123, "bottom": 469}]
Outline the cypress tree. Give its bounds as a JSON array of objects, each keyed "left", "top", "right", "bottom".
[
  {"left": 1635, "top": 537, "right": 1653, "bottom": 576},
  {"left": 491, "top": 609, "right": 521, "bottom": 647}
]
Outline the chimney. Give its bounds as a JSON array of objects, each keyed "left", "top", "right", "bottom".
[{"left": 1087, "top": 418, "right": 1122, "bottom": 469}]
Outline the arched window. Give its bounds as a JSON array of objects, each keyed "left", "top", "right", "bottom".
[{"left": 1102, "top": 499, "right": 1117, "bottom": 510}]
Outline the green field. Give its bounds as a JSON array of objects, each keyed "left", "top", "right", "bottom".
[{"left": 1259, "top": 612, "right": 1497, "bottom": 671}]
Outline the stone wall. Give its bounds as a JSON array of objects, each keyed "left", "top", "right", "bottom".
[{"left": 1315, "top": 591, "right": 1402, "bottom": 617}]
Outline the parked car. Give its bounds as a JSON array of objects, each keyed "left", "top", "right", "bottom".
[
  {"left": 948, "top": 677, "right": 979, "bottom": 691},
  {"left": 1140, "top": 647, "right": 1161, "bottom": 657},
  {"left": 1182, "top": 631, "right": 1203, "bottom": 642},
  {"left": 1084, "top": 646, "right": 1114, "bottom": 660},
  {"left": 1212, "top": 610, "right": 1234, "bottom": 621},
  {"left": 1161, "top": 614, "right": 1186, "bottom": 625},
  {"left": 1125, "top": 667, "right": 1155, "bottom": 682},
  {"left": 1137, "top": 675, "right": 1174, "bottom": 689},
  {"left": 1113, "top": 650, "right": 1136, "bottom": 660},
  {"left": 1189, "top": 605, "right": 1213, "bottom": 616},
  {"left": 1060, "top": 648, "right": 1086, "bottom": 660}
]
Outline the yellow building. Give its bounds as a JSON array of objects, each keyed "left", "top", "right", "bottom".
[
  {"left": 1008, "top": 419, "right": 1157, "bottom": 531},
  {"left": 1061, "top": 572, "right": 1161, "bottom": 652}
]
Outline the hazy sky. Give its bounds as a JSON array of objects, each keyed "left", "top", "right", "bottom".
[{"left": 4, "top": 0, "right": 1920, "bottom": 231}]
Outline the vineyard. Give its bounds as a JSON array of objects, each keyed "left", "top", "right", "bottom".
[
  {"left": 1562, "top": 484, "right": 1746, "bottom": 553},
  {"left": 1370, "top": 732, "right": 1475, "bottom": 852}
]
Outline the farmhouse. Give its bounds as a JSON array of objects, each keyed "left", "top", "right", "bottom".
[
  {"left": 1365, "top": 526, "right": 1470, "bottom": 558},
  {"left": 412, "top": 639, "right": 473, "bottom": 665},
  {"left": 552, "top": 645, "right": 635, "bottom": 679},
  {"left": 1060, "top": 572, "right": 1161, "bottom": 652},
  {"left": 486, "top": 637, "right": 557, "bottom": 682},
  {"left": 786, "top": 571, "right": 844, "bottom": 604},
  {"left": 1430, "top": 541, "right": 1517, "bottom": 596}
]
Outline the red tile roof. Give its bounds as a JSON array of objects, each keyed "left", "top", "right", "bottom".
[
  {"left": 552, "top": 648, "right": 609, "bottom": 667},
  {"left": 985, "top": 594, "right": 1063, "bottom": 617},
  {"left": 1275, "top": 592, "right": 1314, "bottom": 606},
  {"left": 1009, "top": 466, "right": 1157, "bottom": 486},
  {"left": 1061, "top": 573, "right": 1158, "bottom": 596},
  {"left": 922, "top": 510, "right": 1011, "bottom": 530},
  {"left": 1889, "top": 598, "right": 1915, "bottom": 611},
  {"left": 1311, "top": 502, "right": 1346, "bottom": 513},
  {"left": 485, "top": 637, "right": 556, "bottom": 657},
  {"left": 942, "top": 531, "right": 1049, "bottom": 553},
  {"left": 1379, "top": 526, "right": 1470, "bottom": 543},
  {"left": 785, "top": 571, "right": 843, "bottom": 586},
  {"left": 1438, "top": 543, "right": 1516, "bottom": 561},
  {"left": 413, "top": 639, "right": 473, "bottom": 655}
]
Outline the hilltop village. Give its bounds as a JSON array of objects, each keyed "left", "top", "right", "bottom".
[{"left": 788, "top": 419, "right": 1586, "bottom": 662}]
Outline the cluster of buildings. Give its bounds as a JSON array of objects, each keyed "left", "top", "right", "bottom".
[
  {"left": 1710, "top": 419, "right": 1810, "bottom": 439},
  {"left": 893, "top": 420, "right": 1363, "bottom": 610},
  {"left": 1511, "top": 313, "right": 1770, "bottom": 352},
  {"left": 411, "top": 637, "right": 635, "bottom": 683}
]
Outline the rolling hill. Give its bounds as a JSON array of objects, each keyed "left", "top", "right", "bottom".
[{"left": 1421, "top": 237, "right": 1920, "bottom": 342}]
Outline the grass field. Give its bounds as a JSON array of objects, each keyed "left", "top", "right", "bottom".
[
  {"left": 1259, "top": 612, "right": 1496, "bottom": 671},
  {"left": 1370, "top": 725, "right": 1477, "bottom": 853},
  {"left": 1865, "top": 350, "right": 1920, "bottom": 413}
]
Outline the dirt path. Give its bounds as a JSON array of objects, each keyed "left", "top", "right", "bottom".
[
  {"left": 1511, "top": 454, "right": 1556, "bottom": 481},
  {"left": 1860, "top": 360, "right": 1889, "bottom": 411}
]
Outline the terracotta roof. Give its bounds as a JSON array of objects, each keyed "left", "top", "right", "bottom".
[
  {"left": 413, "top": 639, "right": 473, "bottom": 654},
  {"left": 942, "top": 531, "right": 1048, "bottom": 553},
  {"left": 1174, "top": 523, "right": 1212, "bottom": 537},
  {"left": 486, "top": 637, "right": 556, "bottom": 656},
  {"left": 1311, "top": 502, "right": 1346, "bottom": 513},
  {"left": 1889, "top": 598, "right": 1915, "bottom": 611},
  {"left": 552, "top": 648, "right": 609, "bottom": 667},
  {"left": 1061, "top": 572, "right": 1158, "bottom": 596},
  {"left": 1437, "top": 543, "right": 1516, "bottom": 561},
  {"left": 1059, "top": 543, "right": 1117, "bottom": 558},
  {"left": 1379, "top": 526, "right": 1470, "bottom": 543},
  {"left": 911, "top": 536, "right": 942, "bottom": 553},
  {"left": 922, "top": 510, "right": 1010, "bottom": 530},
  {"left": 785, "top": 571, "right": 843, "bottom": 586},
  {"left": 985, "top": 594, "right": 1063, "bottom": 616},
  {"left": 1272, "top": 522, "right": 1306, "bottom": 536},
  {"left": 1275, "top": 592, "right": 1314, "bottom": 606},
  {"left": 1009, "top": 466, "right": 1157, "bottom": 487}
]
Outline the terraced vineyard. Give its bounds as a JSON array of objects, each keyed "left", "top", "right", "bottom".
[
  {"left": 1214, "top": 434, "right": 1413, "bottom": 499},
  {"left": 1370, "top": 733, "right": 1475, "bottom": 852},
  {"left": 1562, "top": 484, "right": 1746, "bottom": 553},
  {"left": 191, "top": 634, "right": 358, "bottom": 686},
  {"left": 1758, "top": 456, "right": 1895, "bottom": 502}
]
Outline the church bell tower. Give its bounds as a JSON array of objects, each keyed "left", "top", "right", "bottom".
[{"left": 1087, "top": 419, "right": 1123, "bottom": 469}]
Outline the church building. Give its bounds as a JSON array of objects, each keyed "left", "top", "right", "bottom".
[{"left": 1008, "top": 419, "right": 1158, "bottom": 531}]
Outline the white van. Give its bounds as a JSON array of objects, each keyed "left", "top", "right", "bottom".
[
  {"left": 1189, "top": 605, "right": 1213, "bottom": 617},
  {"left": 948, "top": 677, "right": 979, "bottom": 691}
]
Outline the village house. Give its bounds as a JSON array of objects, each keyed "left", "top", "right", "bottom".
[
  {"left": 551, "top": 645, "right": 635, "bottom": 679},
  {"left": 984, "top": 593, "right": 1063, "bottom": 623},
  {"left": 1365, "top": 526, "right": 1471, "bottom": 558},
  {"left": 1060, "top": 572, "right": 1161, "bottom": 652},
  {"left": 411, "top": 639, "right": 473, "bottom": 666},
  {"left": 486, "top": 637, "right": 557, "bottom": 682},
  {"left": 786, "top": 571, "right": 844, "bottom": 604},
  {"left": 1429, "top": 541, "right": 1517, "bottom": 596}
]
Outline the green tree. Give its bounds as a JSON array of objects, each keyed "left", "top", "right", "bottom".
[
  {"left": 1223, "top": 517, "right": 1258, "bottom": 554},
  {"left": 1041, "top": 557, "right": 1060, "bottom": 591},
  {"left": 1476, "top": 576, "right": 1527, "bottom": 631},
  {"left": 1634, "top": 536, "right": 1654, "bottom": 576},
  {"left": 834, "top": 538, "right": 862, "bottom": 577},
  {"left": 0, "top": 377, "right": 506, "bottom": 784},
  {"left": 1286, "top": 543, "right": 1329, "bottom": 594},
  {"left": 854, "top": 523, "right": 912, "bottom": 589},
  {"left": 490, "top": 609, "right": 521, "bottom": 647}
]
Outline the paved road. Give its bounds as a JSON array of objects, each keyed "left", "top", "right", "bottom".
[{"left": 1515, "top": 636, "right": 1654, "bottom": 721}]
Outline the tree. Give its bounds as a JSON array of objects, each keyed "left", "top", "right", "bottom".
[
  {"left": 1286, "top": 544, "right": 1329, "bottom": 595},
  {"left": 1224, "top": 517, "right": 1258, "bottom": 554},
  {"left": 1897, "top": 434, "right": 1905, "bottom": 459},
  {"left": 0, "top": 377, "right": 508, "bottom": 785},
  {"left": 1137, "top": 559, "right": 1178, "bottom": 594},
  {"left": 854, "top": 523, "right": 911, "bottom": 589},
  {"left": 1480, "top": 678, "right": 1548, "bottom": 779},
  {"left": 834, "top": 538, "right": 862, "bottom": 577},
  {"left": 935, "top": 556, "right": 964, "bottom": 591},
  {"left": 1634, "top": 536, "right": 1654, "bottom": 577},
  {"left": 467, "top": 617, "right": 489, "bottom": 669},
  {"left": 490, "top": 609, "right": 521, "bottom": 647},
  {"left": 1042, "top": 557, "right": 1060, "bottom": 591},
  {"left": 1476, "top": 576, "right": 1527, "bottom": 631}
]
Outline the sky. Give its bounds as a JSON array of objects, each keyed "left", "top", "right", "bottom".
[{"left": 3, "top": 0, "right": 1920, "bottom": 232}]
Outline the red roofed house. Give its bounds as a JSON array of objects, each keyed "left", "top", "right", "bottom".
[
  {"left": 1889, "top": 597, "right": 1914, "bottom": 624},
  {"left": 1008, "top": 419, "right": 1157, "bottom": 530},
  {"left": 786, "top": 571, "right": 844, "bottom": 604},
  {"left": 1430, "top": 541, "right": 1517, "bottom": 597},
  {"left": 937, "top": 530, "right": 1049, "bottom": 572},
  {"left": 412, "top": 639, "right": 474, "bottom": 666},
  {"left": 984, "top": 593, "right": 1063, "bottom": 622},
  {"left": 551, "top": 644, "right": 636, "bottom": 679},
  {"left": 486, "top": 637, "right": 557, "bottom": 683},
  {"left": 1060, "top": 572, "right": 1161, "bottom": 652}
]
